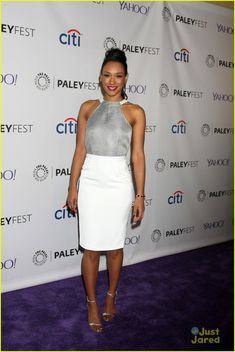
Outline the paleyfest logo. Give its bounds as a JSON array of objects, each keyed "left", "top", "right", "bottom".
[
  {"left": 154, "top": 158, "right": 166, "bottom": 172},
  {"left": 33, "top": 250, "right": 48, "bottom": 266},
  {"left": 151, "top": 229, "right": 162, "bottom": 242},
  {"left": 206, "top": 54, "right": 233, "bottom": 69},
  {"left": 34, "top": 73, "right": 50, "bottom": 90},
  {"left": 33, "top": 165, "right": 49, "bottom": 181},
  {"left": 159, "top": 83, "right": 169, "bottom": 97},
  {"left": 162, "top": 6, "right": 171, "bottom": 22},
  {"left": 103, "top": 36, "right": 159, "bottom": 55},
  {"left": 206, "top": 55, "right": 216, "bottom": 68}
]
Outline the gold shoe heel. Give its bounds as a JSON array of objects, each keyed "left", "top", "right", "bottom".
[
  {"left": 87, "top": 297, "right": 103, "bottom": 333},
  {"left": 103, "top": 291, "right": 117, "bottom": 322}
]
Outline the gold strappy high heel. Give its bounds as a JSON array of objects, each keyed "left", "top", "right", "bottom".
[
  {"left": 103, "top": 291, "right": 117, "bottom": 322},
  {"left": 86, "top": 297, "right": 103, "bottom": 333}
]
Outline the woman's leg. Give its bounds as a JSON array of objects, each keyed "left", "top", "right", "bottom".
[
  {"left": 104, "top": 248, "right": 123, "bottom": 320},
  {"left": 82, "top": 249, "right": 102, "bottom": 331}
]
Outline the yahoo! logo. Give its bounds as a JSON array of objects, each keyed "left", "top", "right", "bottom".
[
  {"left": 168, "top": 190, "right": 184, "bottom": 205},
  {"left": 1, "top": 258, "right": 17, "bottom": 270},
  {"left": 125, "top": 84, "right": 146, "bottom": 95},
  {"left": 217, "top": 23, "right": 233, "bottom": 35},
  {"left": 54, "top": 204, "right": 76, "bottom": 220},
  {"left": 171, "top": 120, "right": 187, "bottom": 134},
  {"left": 59, "top": 29, "right": 81, "bottom": 47},
  {"left": 125, "top": 235, "right": 140, "bottom": 245},
  {"left": 1, "top": 169, "right": 16, "bottom": 180},
  {"left": 0, "top": 74, "right": 18, "bottom": 85},
  {"left": 119, "top": 1, "right": 150, "bottom": 15},
  {"left": 174, "top": 48, "right": 190, "bottom": 63},
  {"left": 56, "top": 117, "right": 77, "bottom": 134},
  {"left": 203, "top": 220, "right": 225, "bottom": 230}
]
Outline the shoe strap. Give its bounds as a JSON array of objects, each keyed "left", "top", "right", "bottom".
[
  {"left": 107, "top": 291, "right": 117, "bottom": 298},
  {"left": 87, "top": 296, "right": 96, "bottom": 303},
  {"left": 89, "top": 322, "right": 102, "bottom": 326}
]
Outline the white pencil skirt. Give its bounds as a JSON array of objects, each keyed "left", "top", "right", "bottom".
[{"left": 78, "top": 153, "right": 134, "bottom": 251}]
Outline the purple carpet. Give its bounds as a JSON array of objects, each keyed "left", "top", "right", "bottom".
[{"left": 2, "top": 240, "right": 233, "bottom": 351}]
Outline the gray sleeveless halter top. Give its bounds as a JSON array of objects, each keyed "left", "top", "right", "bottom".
[{"left": 85, "top": 99, "right": 132, "bottom": 156}]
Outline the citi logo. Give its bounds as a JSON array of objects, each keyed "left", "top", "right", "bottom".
[
  {"left": 174, "top": 48, "right": 190, "bottom": 63},
  {"left": 171, "top": 120, "right": 186, "bottom": 134},
  {"left": 168, "top": 190, "right": 184, "bottom": 205},
  {"left": 59, "top": 29, "right": 81, "bottom": 47},
  {"left": 54, "top": 204, "right": 76, "bottom": 220},
  {"left": 56, "top": 117, "right": 77, "bottom": 134}
]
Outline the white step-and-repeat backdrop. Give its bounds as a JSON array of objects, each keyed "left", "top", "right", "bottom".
[{"left": 2, "top": 1, "right": 233, "bottom": 292}]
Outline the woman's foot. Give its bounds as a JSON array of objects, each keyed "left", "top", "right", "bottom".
[
  {"left": 87, "top": 297, "right": 103, "bottom": 333},
  {"left": 103, "top": 291, "right": 117, "bottom": 322}
]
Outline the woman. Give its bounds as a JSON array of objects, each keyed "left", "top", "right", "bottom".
[{"left": 67, "top": 48, "right": 146, "bottom": 333}]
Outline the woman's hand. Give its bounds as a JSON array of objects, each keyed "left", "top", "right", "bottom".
[
  {"left": 132, "top": 197, "right": 145, "bottom": 225},
  {"left": 67, "top": 187, "right": 78, "bottom": 212}
]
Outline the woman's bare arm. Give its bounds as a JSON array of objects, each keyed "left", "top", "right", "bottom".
[
  {"left": 67, "top": 100, "right": 98, "bottom": 211},
  {"left": 130, "top": 105, "right": 146, "bottom": 224}
]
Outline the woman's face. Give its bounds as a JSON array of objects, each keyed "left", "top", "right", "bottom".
[{"left": 100, "top": 61, "right": 128, "bottom": 99}]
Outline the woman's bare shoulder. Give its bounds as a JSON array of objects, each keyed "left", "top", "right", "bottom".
[
  {"left": 80, "top": 99, "right": 100, "bottom": 112},
  {"left": 124, "top": 101, "right": 145, "bottom": 116}
]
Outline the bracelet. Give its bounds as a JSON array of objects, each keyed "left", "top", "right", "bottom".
[{"left": 136, "top": 194, "right": 145, "bottom": 198}]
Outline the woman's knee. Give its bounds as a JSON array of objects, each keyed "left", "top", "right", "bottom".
[
  {"left": 84, "top": 249, "right": 100, "bottom": 262},
  {"left": 107, "top": 248, "right": 123, "bottom": 260}
]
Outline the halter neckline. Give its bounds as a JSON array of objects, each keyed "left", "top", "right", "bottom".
[{"left": 101, "top": 99, "right": 127, "bottom": 105}]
